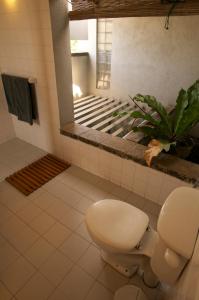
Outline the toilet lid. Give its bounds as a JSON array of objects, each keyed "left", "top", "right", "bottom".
[{"left": 86, "top": 200, "right": 149, "bottom": 252}]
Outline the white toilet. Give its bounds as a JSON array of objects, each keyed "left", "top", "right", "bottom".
[{"left": 86, "top": 187, "right": 199, "bottom": 292}]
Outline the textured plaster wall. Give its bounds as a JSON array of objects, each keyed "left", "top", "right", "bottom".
[{"left": 89, "top": 16, "right": 199, "bottom": 107}]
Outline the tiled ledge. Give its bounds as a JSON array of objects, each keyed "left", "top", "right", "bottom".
[{"left": 61, "top": 122, "right": 199, "bottom": 185}]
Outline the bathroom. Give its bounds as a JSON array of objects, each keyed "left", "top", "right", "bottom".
[{"left": 0, "top": 0, "right": 199, "bottom": 299}]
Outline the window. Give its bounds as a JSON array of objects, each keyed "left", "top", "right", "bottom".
[{"left": 96, "top": 19, "right": 112, "bottom": 90}]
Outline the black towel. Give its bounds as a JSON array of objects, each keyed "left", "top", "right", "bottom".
[{"left": 1, "top": 74, "right": 37, "bottom": 125}]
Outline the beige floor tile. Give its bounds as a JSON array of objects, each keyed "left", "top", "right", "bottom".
[
  {"left": 44, "top": 222, "right": 72, "bottom": 248},
  {"left": 59, "top": 265, "right": 94, "bottom": 300},
  {"left": 29, "top": 212, "right": 55, "bottom": 235},
  {"left": 0, "top": 216, "right": 27, "bottom": 241},
  {"left": 97, "top": 265, "right": 128, "bottom": 293},
  {"left": 0, "top": 242, "right": 20, "bottom": 272},
  {"left": 48, "top": 287, "right": 69, "bottom": 300},
  {"left": 39, "top": 250, "right": 73, "bottom": 286},
  {"left": 74, "top": 180, "right": 115, "bottom": 202},
  {"left": 75, "top": 222, "right": 93, "bottom": 243},
  {"left": 57, "top": 171, "right": 105, "bottom": 201},
  {"left": 85, "top": 281, "right": 113, "bottom": 300},
  {"left": 59, "top": 233, "right": 89, "bottom": 262},
  {"left": 16, "top": 203, "right": 43, "bottom": 224},
  {"left": 46, "top": 199, "right": 71, "bottom": 221},
  {"left": 0, "top": 281, "right": 13, "bottom": 300},
  {"left": 68, "top": 166, "right": 101, "bottom": 185},
  {"left": 42, "top": 178, "right": 60, "bottom": 192},
  {"left": 56, "top": 171, "right": 84, "bottom": 189},
  {"left": 0, "top": 180, "right": 9, "bottom": 192},
  {"left": 24, "top": 238, "right": 55, "bottom": 268},
  {"left": 0, "top": 257, "right": 35, "bottom": 294},
  {"left": 48, "top": 173, "right": 102, "bottom": 205},
  {"left": 0, "top": 203, "right": 14, "bottom": 225},
  {"left": 26, "top": 188, "right": 45, "bottom": 201},
  {"left": 43, "top": 180, "right": 73, "bottom": 203},
  {"left": 60, "top": 208, "right": 84, "bottom": 230},
  {"left": 0, "top": 186, "right": 29, "bottom": 213},
  {"left": 78, "top": 245, "right": 106, "bottom": 279},
  {"left": 0, "top": 162, "right": 14, "bottom": 180},
  {"left": 61, "top": 185, "right": 85, "bottom": 207},
  {"left": 15, "top": 272, "right": 55, "bottom": 300},
  {"left": 32, "top": 191, "right": 57, "bottom": 210},
  {"left": 8, "top": 226, "right": 39, "bottom": 254},
  {"left": 73, "top": 196, "right": 94, "bottom": 214},
  {"left": 0, "top": 234, "right": 6, "bottom": 248}
]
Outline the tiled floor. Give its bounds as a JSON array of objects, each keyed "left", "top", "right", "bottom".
[
  {"left": 0, "top": 138, "right": 46, "bottom": 181},
  {"left": 0, "top": 138, "right": 163, "bottom": 300}
]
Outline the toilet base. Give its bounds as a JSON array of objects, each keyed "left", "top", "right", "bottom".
[
  {"left": 114, "top": 285, "right": 148, "bottom": 300},
  {"left": 101, "top": 251, "right": 138, "bottom": 277}
]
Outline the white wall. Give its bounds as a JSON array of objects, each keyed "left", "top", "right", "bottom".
[
  {"left": 0, "top": 0, "right": 63, "bottom": 153},
  {"left": 0, "top": 80, "right": 15, "bottom": 144},
  {"left": 89, "top": 16, "right": 199, "bottom": 106},
  {"left": 72, "top": 54, "right": 89, "bottom": 98},
  {"left": 70, "top": 20, "right": 88, "bottom": 40}
]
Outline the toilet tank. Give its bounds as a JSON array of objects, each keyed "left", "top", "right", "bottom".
[
  {"left": 166, "top": 236, "right": 199, "bottom": 300},
  {"left": 150, "top": 187, "right": 199, "bottom": 285}
]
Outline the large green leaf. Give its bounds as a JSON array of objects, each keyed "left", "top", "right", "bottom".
[
  {"left": 175, "top": 81, "right": 199, "bottom": 136},
  {"left": 131, "top": 94, "right": 173, "bottom": 137},
  {"left": 187, "top": 80, "right": 199, "bottom": 106},
  {"left": 130, "top": 111, "right": 160, "bottom": 127},
  {"left": 174, "top": 89, "right": 189, "bottom": 135}
]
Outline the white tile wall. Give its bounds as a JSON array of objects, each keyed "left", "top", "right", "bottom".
[
  {"left": 63, "top": 136, "right": 192, "bottom": 205},
  {"left": 0, "top": 0, "right": 60, "bottom": 153}
]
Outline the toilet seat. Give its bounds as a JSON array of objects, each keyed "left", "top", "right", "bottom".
[{"left": 86, "top": 199, "right": 149, "bottom": 253}]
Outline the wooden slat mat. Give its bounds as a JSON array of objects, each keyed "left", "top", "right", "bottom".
[{"left": 6, "top": 154, "right": 70, "bottom": 196}]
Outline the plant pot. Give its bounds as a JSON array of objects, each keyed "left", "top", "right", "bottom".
[{"left": 175, "top": 145, "right": 193, "bottom": 159}]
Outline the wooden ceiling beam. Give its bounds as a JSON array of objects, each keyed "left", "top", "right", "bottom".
[{"left": 69, "top": 0, "right": 199, "bottom": 20}]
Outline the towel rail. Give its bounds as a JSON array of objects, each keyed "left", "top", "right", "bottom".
[{"left": 28, "top": 77, "right": 37, "bottom": 84}]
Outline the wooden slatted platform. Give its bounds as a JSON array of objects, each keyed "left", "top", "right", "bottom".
[
  {"left": 74, "top": 96, "right": 132, "bottom": 134},
  {"left": 6, "top": 154, "right": 70, "bottom": 196},
  {"left": 74, "top": 95, "right": 173, "bottom": 142}
]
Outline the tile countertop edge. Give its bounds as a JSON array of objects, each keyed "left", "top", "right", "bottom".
[{"left": 60, "top": 122, "right": 199, "bottom": 186}]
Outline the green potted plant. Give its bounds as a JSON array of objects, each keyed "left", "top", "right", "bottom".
[{"left": 119, "top": 80, "right": 199, "bottom": 166}]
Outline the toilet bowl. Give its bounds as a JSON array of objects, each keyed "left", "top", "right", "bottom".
[
  {"left": 85, "top": 187, "right": 199, "bottom": 287},
  {"left": 86, "top": 199, "right": 158, "bottom": 285}
]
